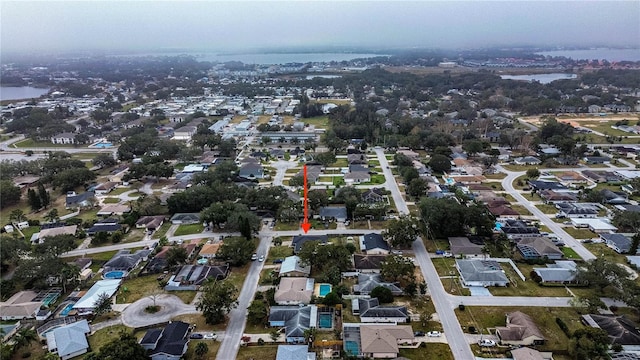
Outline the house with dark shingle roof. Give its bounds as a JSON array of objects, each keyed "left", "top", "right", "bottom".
[
  {"left": 581, "top": 314, "right": 640, "bottom": 346},
  {"left": 528, "top": 180, "right": 567, "bottom": 191},
  {"left": 65, "top": 191, "right": 95, "bottom": 209},
  {"left": 291, "top": 235, "right": 328, "bottom": 253},
  {"left": 352, "top": 298, "right": 408, "bottom": 323},
  {"left": 353, "top": 273, "right": 402, "bottom": 296},
  {"left": 103, "top": 249, "right": 151, "bottom": 273},
  {"left": 456, "top": 259, "right": 508, "bottom": 287},
  {"left": 269, "top": 305, "right": 318, "bottom": 344},
  {"left": 360, "top": 233, "right": 390, "bottom": 255},
  {"left": 318, "top": 206, "right": 348, "bottom": 222},
  {"left": 141, "top": 321, "right": 190, "bottom": 360},
  {"left": 601, "top": 233, "right": 633, "bottom": 254},
  {"left": 170, "top": 213, "right": 201, "bottom": 225},
  {"left": 239, "top": 162, "right": 264, "bottom": 179},
  {"left": 353, "top": 254, "right": 388, "bottom": 273},
  {"left": 516, "top": 237, "right": 564, "bottom": 260}
]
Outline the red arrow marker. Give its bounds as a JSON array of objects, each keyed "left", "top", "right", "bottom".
[{"left": 301, "top": 164, "right": 311, "bottom": 233}]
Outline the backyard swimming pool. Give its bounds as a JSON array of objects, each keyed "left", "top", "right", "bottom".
[
  {"left": 319, "top": 284, "right": 332, "bottom": 297},
  {"left": 318, "top": 313, "right": 332, "bottom": 328},
  {"left": 60, "top": 303, "right": 75, "bottom": 317},
  {"left": 103, "top": 271, "right": 125, "bottom": 279},
  {"left": 93, "top": 142, "right": 114, "bottom": 148}
]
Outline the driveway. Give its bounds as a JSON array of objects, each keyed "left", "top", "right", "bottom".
[
  {"left": 121, "top": 294, "right": 198, "bottom": 328},
  {"left": 468, "top": 287, "right": 492, "bottom": 296}
]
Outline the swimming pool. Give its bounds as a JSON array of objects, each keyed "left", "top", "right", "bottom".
[
  {"left": 197, "top": 258, "right": 208, "bottom": 265},
  {"left": 345, "top": 341, "right": 359, "bottom": 356},
  {"left": 103, "top": 271, "right": 125, "bottom": 279},
  {"left": 318, "top": 313, "right": 332, "bottom": 328},
  {"left": 60, "top": 303, "right": 75, "bottom": 317},
  {"left": 319, "top": 284, "right": 332, "bottom": 297},
  {"left": 93, "top": 142, "right": 114, "bottom": 148}
]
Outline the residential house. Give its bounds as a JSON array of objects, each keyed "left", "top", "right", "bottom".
[
  {"left": 169, "top": 213, "right": 200, "bottom": 225},
  {"left": 514, "top": 156, "right": 541, "bottom": 165},
  {"left": 135, "top": 215, "right": 166, "bottom": 232},
  {"left": 571, "top": 218, "right": 618, "bottom": 233},
  {"left": 352, "top": 255, "right": 388, "bottom": 274},
  {"left": 533, "top": 261, "right": 578, "bottom": 285},
  {"left": 583, "top": 156, "right": 610, "bottom": 164},
  {"left": 556, "top": 202, "right": 600, "bottom": 218},
  {"left": 516, "top": 237, "right": 564, "bottom": 260},
  {"left": 555, "top": 171, "right": 587, "bottom": 185},
  {"left": 360, "top": 233, "right": 390, "bottom": 255},
  {"left": 65, "top": 191, "right": 95, "bottom": 209},
  {"left": 291, "top": 235, "right": 328, "bottom": 254},
  {"left": 344, "top": 171, "right": 370, "bottom": 184},
  {"left": 140, "top": 321, "right": 190, "bottom": 360},
  {"left": 538, "top": 190, "right": 578, "bottom": 204},
  {"left": 362, "top": 188, "right": 386, "bottom": 204},
  {"left": 353, "top": 273, "right": 403, "bottom": 296},
  {"left": 93, "top": 181, "right": 117, "bottom": 195},
  {"left": 51, "top": 132, "right": 76, "bottom": 145},
  {"left": 488, "top": 205, "right": 520, "bottom": 220},
  {"left": 500, "top": 219, "right": 540, "bottom": 239},
  {"left": 87, "top": 218, "right": 121, "bottom": 235},
  {"left": 198, "top": 242, "right": 222, "bottom": 259},
  {"left": 496, "top": 311, "right": 545, "bottom": 346},
  {"left": 582, "top": 170, "right": 624, "bottom": 183},
  {"left": 601, "top": 189, "right": 628, "bottom": 205},
  {"left": 318, "top": 206, "right": 348, "bottom": 222},
  {"left": 528, "top": 180, "right": 568, "bottom": 192},
  {"left": 279, "top": 256, "right": 311, "bottom": 277},
  {"left": 268, "top": 305, "right": 318, "bottom": 344},
  {"left": 0, "top": 291, "right": 42, "bottom": 320},
  {"left": 97, "top": 204, "right": 131, "bottom": 216},
  {"left": 347, "top": 154, "right": 368, "bottom": 165},
  {"left": 103, "top": 249, "right": 151, "bottom": 273},
  {"left": 299, "top": 165, "right": 322, "bottom": 184},
  {"left": 448, "top": 237, "right": 484, "bottom": 258},
  {"left": 173, "top": 126, "right": 197, "bottom": 141},
  {"left": 601, "top": 233, "right": 633, "bottom": 254},
  {"left": 456, "top": 259, "right": 509, "bottom": 287},
  {"left": 239, "top": 162, "right": 264, "bottom": 179},
  {"left": 36, "top": 225, "right": 78, "bottom": 244},
  {"left": 274, "top": 277, "right": 315, "bottom": 305},
  {"left": 73, "top": 279, "right": 121, "bottom": 315},
  {"left": 581, "top": 315, "right": 640, "bottom": 346},
  {"left": 511, "top": 347, "right": 551, "bottom": 360},
  {"left": 352, "top": 298, "right": 408, "bottom": 323},
  {"left": 275, "top": 345, "right": 316, "bottom": 360},
  {"left": 343, "top": 323, "right": 414, "bottom": 359},
  {"left": 164, "top": 265, "right": 229, "bottom": 291},
  {"left": 46, "top": 319, "right": 91, "bottom": 360}
]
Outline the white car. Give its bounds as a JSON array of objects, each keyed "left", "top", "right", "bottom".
[
  {"left": 203, "top": 333, "right": 217, "bottom": 340},
  {"left": 251, "top": 253, "right": 258, "bottom": 261},
  {"left": 427, "top": 331, "right": 441, "bottom": 337},
  {"left": 479, "top": 339, "right": 496, "bottom": 347},
  {"left": 258, "top": 255, "right": 265, "bottom": 262}
]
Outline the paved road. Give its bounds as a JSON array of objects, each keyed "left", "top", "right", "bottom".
[
  {"left": 121, "top": 294, "right": 198, "bottom": 328},
  {"left": 216, "top": 229, "right": 272, "bottom": 360},
  {"left": 498, "top": 167, "right": 596, "bottom": 261}
]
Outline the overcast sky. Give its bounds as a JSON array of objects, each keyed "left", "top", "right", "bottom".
[{"left": 2, "top": 1, "right": 639, "bottom": 54}]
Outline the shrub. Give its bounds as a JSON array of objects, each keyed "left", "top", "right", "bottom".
[
  {"left": 556, "top": 317, "right": 570, "bottom": 337},
  {"left": 468, "top": 326, "right": 476, "bottom": 333},
  {"left": 257, "top": 338, "right": 265, "bottom": 346},
  {"left": 459, "top": 304, "right": 465, "bottom": 311}
]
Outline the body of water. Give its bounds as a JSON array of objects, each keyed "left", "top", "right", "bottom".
[
  {"left": 500, "top": 73, "right": 577, "bottom": 84},
  {"left": 0, "top": 86, "right": 50, "bottom": 101},
  {"left": 306, "top": 75, "right": 343, "bottom": 80},
  {"left": 205, "top": 52, "right": 387, "bottom": 64},
  {"left": 536, "top": 48, "right": 640, "bottom": 62}
]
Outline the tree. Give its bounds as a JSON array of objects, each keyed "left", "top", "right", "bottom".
[
  {"left": 166, "top": 246, "right": 188, "bottom": 268},
  {"left": 380, "top": 255, "right": 416, "bottom": 287},
  {"left": 630, "top": 233, "right": 640, "bottom": 255},
  {"left": 9, "top": 209, "right": 26, "bottom": 223},
  {"left": 12, "top": 327, "right": 37, "bottom": 351},
  {"left": 383, "top": 216, "right": 419, "bottom": 248},
  {"left": 315, "top": 152, "right": 336, "bottom": 168},
  {"left": 308, "top": 190, "right": 329, "bottom": 211},
  {"left": 526, "top": 168, "right": 540, "bottom": 179},
  {"left": 52, "top": 167, "right": 96, "bottom": 193},
  {"left": 91, "top": 332, "right": 149, "bottom": 360},
  {"left": 270, "top": 329, "right": 280, "bottom": 343},
  {"left": 92, "top": 153, "right": 117, "bottom": 168},
  {"left": 216, "top": 237, "right": 256, "bottom": 266},
  {"left": 322, "top": 291, "right": 342, "bottom": 306},
  {"left": 462, "top": 139, "right": 484, "bottom": 156},
  {"left": 370, "top": 286, "right": 394, "bottom": 304},
  {"left": 34, "top": 234, "right": 76, "bottom": 257},
  {"left": 0, "top": 180, "right": 21, "bottom": 209},
  {"left": 568, "top": 327, "right": 611, "bottom": 360},
  {"left": 27, "top": 188, "right": 41, "bottom": 211},
  {"left": 194, "top": 342, "right": 209, "bottom": 359},
  {"left": 38, "top": 183, "right": 50, "bottom": 208},
  {"left": 247, "top": 300, "right": 268, "bottom": 325},
  {"left": 428, "top": 154, "right": 452, "bottom": 173},
  {"left": 93, "top": 292, "right": 112, "bottom": 316},
  {"left": 197, "top": 280, "right": 238, "bottom": 324},
  {"left": 45, "top": 208, "right": 59, "bottom": 223},
  {"left": 407, "top": 178, "right": 428, "bottom": 198}
]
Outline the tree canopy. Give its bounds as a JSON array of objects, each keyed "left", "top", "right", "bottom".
[{"left": 197, "top": 279, "right": 238, "bottom": 324}]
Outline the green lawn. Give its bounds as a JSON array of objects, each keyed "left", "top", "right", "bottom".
[
  {"left": 274, "top": 222, "right": 301, "bottom": 231},
  {"left": 563, "top": 227, "right": 596, "bottom": 239},
  {"left": 184, "top": 340, "right": 220, "bottom": 359},
  {"left": 484, "top": 173, "right": 507, "bottom": 180},
  {"left": 173, "top": 223, "right": 204, "bottom": 236},
  {"left": 455, "top": 306, "right": 585, "bottom": 352},
  {"left": 108, "top": 187, "right": 131, "bottom": 195},
  {"left": 398, "top": 344, "right": 454, "bottom": 360},
  {"left": 332, "top": 176, "right": 345, "bottom": 186},
  {"left": 536, "top": 204, "right": 558, "bottom": 214},
  {"left": 583, "top": 242, "right": 628, "bottom": 265},
  {"left": 13, "top": 138, "right": 77, "bottom": 148},
  {"left": 561, "top": 246, "right": 580, "bottom": 259},
  {"left": 172, "top": 291, "right": 197, "bottom": 304},
  {"left": 364, "top": 174, "right": 386, "bottom": 185},
  {"left": 302, "top": 115, "right": 330, "bottom": 128},
  {"left": 488, "top": 263, "right": 575, "bottom": 297},
  {"left": 152, "top": 221, "right": 171, "bottom": 239},
  {"left": 118, "top": 274, "right": 164, "bottom": 303},
  {"left": 510, "top": 204, "right": 532, "bottom": 216},
  {"left": 237, "top": 345, "right": 279, "bottom": 360},
  {"left": 87, "top": 325, "right": 133, "bottom": 355},
  {"left": 102, "top": 197, "right": 121, "bottom": 204},
  {"left": 267, "top": 245, "right": 293, "bottom": 262}
]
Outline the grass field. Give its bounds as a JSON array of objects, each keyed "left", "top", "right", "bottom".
[
  {"left": 302, "top": 115, "right": 330, "bottom": 128},
  {"left": 536, "top": 204, "right": 558, "bottom": 214},
  {"left": 510, "top": 204, "right": 532, "bottom": 216},
  {"left": 489, "top": 263, "right": 575, "bottom": 297},
  {"left": 398, "top": 344, "right": 454, "bottom": 360},
  {"left": 561, "top": 247, "right": 581, "bottom": 259},
  {"left": 102, "top": 197, "right": 121, "bottom": 204},
  {"left": 87, "top": 325, "right": 134, "bottom": 354},
  {"left": 267, "top": 245, "right": 293, "bottom": 262},
  {"left": 237, "top": 345, "right": 279, "bottom": 360},
  {"left": 184, "top": 340, "right": 221, "bottom": 359},
  {"left": 563, "top": 227, "right": 597, "bottom": 239},
  {"left": 118, "top": 274, "right": 164, "bottom": 303},
  {"left": 484, "top": 173, "right": 507, "bottom": 180},
  {"left": 174, "top": 223, "right": 204, "bottom": 236},
  {"left": 13, "top": 138, "right": 78, "bottom": 148}
]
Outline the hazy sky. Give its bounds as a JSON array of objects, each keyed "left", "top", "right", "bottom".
[{"left": 2, "top": 1, "right": 639, "bottom": 54}]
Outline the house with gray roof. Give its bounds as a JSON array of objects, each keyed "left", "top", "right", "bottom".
[
  {"left": 276, "top": 345, "right": 316, "bottom": 360},
  {"left": 239, "top": 162, "right": 264, "bottom": 179},
  {"left": 46, "top": 319, "right": 90, "bottom": 360},
  {"left": 516, "top": 237, "right": 563, "bottom": 260},
  {"left": 291, "top": 235, "right": 328, "bottom": 253},
  {"left": 169, "top": 213, "right": 201, "bottom": 225},
  {"left": 601, "top": 233, "right": 633, "bottom": 254},
  {"left": 269, "top": 305, "right": 318, "bottom": 344},
  {"left": 164, "top": 264, "right": 229, "bottom": 290},
  {"left": 514, "top": 156, "right": 541, "bottom": 165},
  {"left": 581, "top": 314, "right": 640, "bottom": 346},
  {"left": 353, "top": 273, "right": 403, "bottom": 296},
  {"left": 456, "top": 259, "right": 509, "bottom": 287},
  {"left": 448, "top": 236, "right": 484, "bottom": 258},
  {"left": 141, "top": 321, "right": 190, "bottom": 360},
  {"left": 497, "top": 311, "right": 545, "bottom": 346},
  {"left": 353, "top": 254, "right": 388, "bottom": 273},
  {"left": 352, "top": 298, "right": 408, "bottom": 323},
  {"left": 103, "top": 249, "right": 151, "bottom": 273},
  {"left": 318, "top": 206, "right": 348, "bottom": 222},
  {"left": 360, "top": 233, "right": 390, "bottom": 255},
  {"left": 533, "top": 261, "right": 577, "bottom": 285},
  {"left": 344, "top": 171, "right": 370, "bottom": 184},
  {"left": 65, "top": 191, "right": 95, "bottom": 209},
  {"left": 279, "top": 256, "right": 311, "bottom": 277}
]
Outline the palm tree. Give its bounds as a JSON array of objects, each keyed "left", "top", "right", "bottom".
[
  {"left": 12, "top": 328, "right": 37, "bottom": 351},
  {"left": 45, "top": 208, "right": 59, "bottom": 223}
]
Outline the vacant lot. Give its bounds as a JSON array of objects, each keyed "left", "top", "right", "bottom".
[
  {"left": 174, "top": 223, "right": 204, "bottom": 236},
  {"left": 237, "top": 345, "right": 279, "bottom": 360},
  {"left": 563, "top": 227, "right": 597, "bottom": 240},
  {"left": 398, "top": 344, "right": 454, "bottom": 360}
]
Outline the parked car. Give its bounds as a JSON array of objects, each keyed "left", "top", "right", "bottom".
[
  {"left": 258, "top": 255, "right": 265, "bottom": 262},
  {"left": 203, "top": 333, "right": 217, "bottom": 340},
  {"left": 479, "top": 339, "right": 496, "bottom": 347},
  {"left": 251, "top": 253, "right": 258, "bottom": 261},
  {"left": 414, "top": 331, "right": 425, "bottom": 337},
  {"left": 272, "top": 258, "right": 284, "bottom": 264},
  {"left": 190, "top": 333, "right": 204, "bottom": 339},
  {"left": 435, "top": 250, "right": 445, "bottom": 255},
  {"left": 427, "top": 331, "right": 441, "bottom": 337}
]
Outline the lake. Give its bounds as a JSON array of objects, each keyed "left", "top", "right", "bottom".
[
  {"left": 500, "top": 73, "right": 577, "bottom": 84},
  {"left": 1, "top": 86, "right": 50, "bottom": 101},
  {"left": 536, "top": 48, "right": 640, "bottom": 62},
  {"left": 203, "top": 52, "right": 388, "bottom": 64}
]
